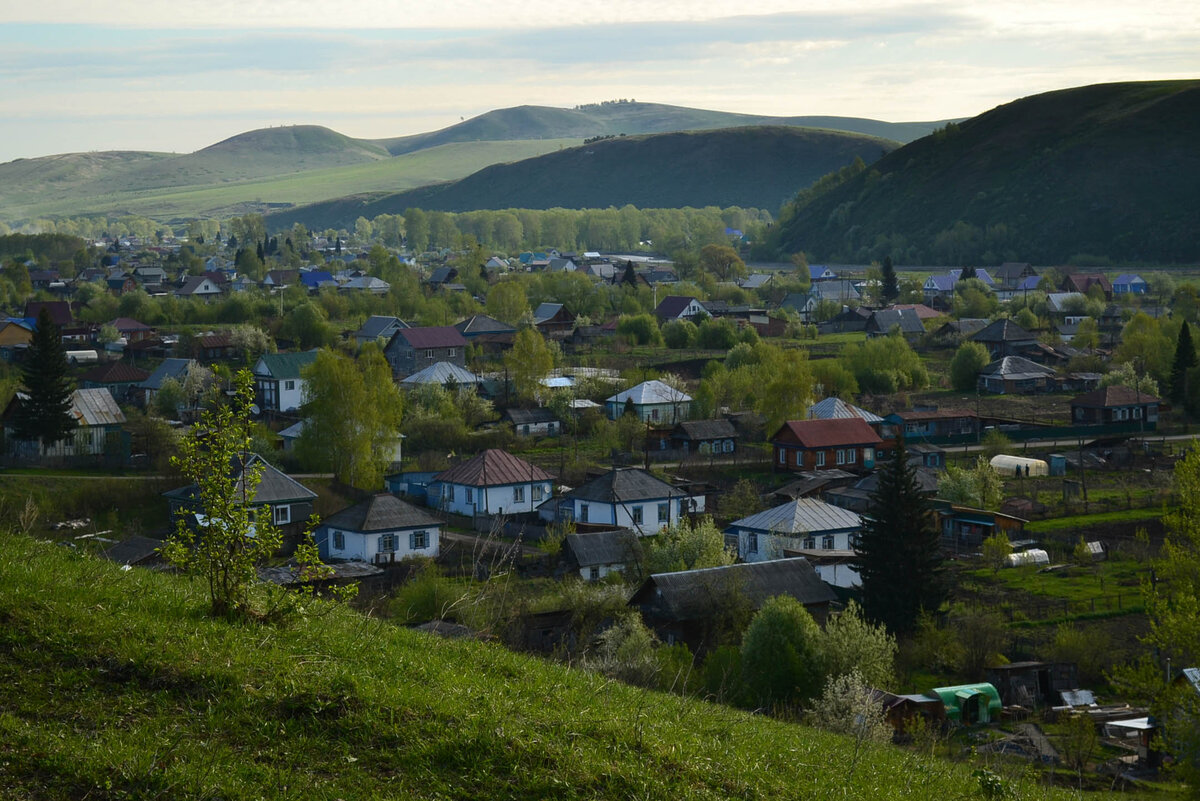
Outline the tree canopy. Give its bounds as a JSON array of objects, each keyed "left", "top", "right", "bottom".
[{"left": 9, "top": 307, "right": 76, "bottom": 447}]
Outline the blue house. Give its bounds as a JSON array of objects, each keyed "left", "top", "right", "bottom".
[{"left": 1113, "top": 274, "right": 1149, "bottom": 295}]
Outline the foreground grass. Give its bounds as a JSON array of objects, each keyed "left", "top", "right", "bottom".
[
  {"left": 0, "top": 532, "right": 1077, "bottom": 800},
  {"left": 1025, "top": 506, "right": 1164, "bottom": 534}
]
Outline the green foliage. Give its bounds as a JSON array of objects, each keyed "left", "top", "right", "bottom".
[
  {"left": 1043, "top": 624, "right": 1112, "bottom": 686},
  {"left": 981, "top": 429, "right": 1012, "bottom": 459},
  {"left": 854, "top": 439, "right": 947, "bottom": 635},
  {"left": 1014, "top": 307, "right": 1040, "bottom": 331},
  {"left": 950, "top": 341, "right": 990, "bottom": 391},
  {"left": 808, "top": 669, "right": 891, "bottom": 744},
  {"left": 1170, "top": 320, "right": 1197, "bottom": 404},
  {"left": 280, "top": 301, "right": 335, "bottom": 350},
  {"left": 485, "top": 279, "right": 529, "bottom": 324},
  {"left": 390, "top": 563, "right": 470, "bottom": 624},
  {"left": 9, "top": 307, "right": 76, "bottom": 447},
  {"left": 938, "top": 456, "right": 1003, "bottom": 510},
  {"left": 981, "top": 532, "right": 1013, "bottom": 573},
  {"left": 615, "top": 313, "right": 662, "bottom": 347},
  {"left": 161, "top": 370, "right": 339, "bottom": 620},
  {"left": 503, "top": 328, "right": 558, "bottom": 403},
  {"left": 840, "top": 334, "right": 928, "bottom": 395},
  {"left": 585, "top": 613, "right": 660, "bottom": 688},
  {"left": 1113, "top": 312, "right": 1173, "bottom": 387},
  {"left": 821, "top": 601, "right": 896, "bottom": 688},
  {"left": 642, "top": 517, "right": 736, "bottom": 575},
  {"left": 1099, "top": 360, "right": 1160, "bottom": 398},
  {"left": 811, "top": 358, "right": 859, "bottom": 400},
  {"left": 698, "top": 244, "right": 746, "bottom": 281},
  {"left": 695, "top": 317, "right": 739, "bottom": 349},
  {"left": 296, "top": 346, "right": 404, "bottom": 490},
  {"left": 741, "top": 595, "right": 825, "bottom": 708},
  {"left": 661, "top": 319, "right": 698, "bottom": 349},
  {"left": 717, "top": 479, "right": 762, "bottom": 523}
]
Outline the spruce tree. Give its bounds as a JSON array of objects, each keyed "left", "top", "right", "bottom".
[
  {"left": 852, "top": 437, "right": 947, "bottom": 635},
  {"left": 11, "top": 307, "right": 76, "bottom": 447},
  {"left": 1170, "top": 320, "right": 1197, "bottom": 404},
  {"left": 880, "top": 256, "right": 899, "bottom": 304}
]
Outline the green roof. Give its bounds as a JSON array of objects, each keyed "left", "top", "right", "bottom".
[{"left": 255, "top": 349, "right": 319, "bottom": 380}]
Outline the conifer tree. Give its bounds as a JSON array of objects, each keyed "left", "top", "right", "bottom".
[
  {"left": 11, "top": 307, "right": 76, "bottom": 447},
  {"left": 852, "top": 437, "right": 947, "bottom": 634},
  {"left": 880, "top": 255, "right": 899, "bottom": 304},
  {"left": 1169, "top": 320, "right": 1197, "bottom": 404}
]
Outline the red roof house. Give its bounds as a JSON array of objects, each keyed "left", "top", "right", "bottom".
[{"left": 770, "top": 418, "right": 883, "bottom": 472}]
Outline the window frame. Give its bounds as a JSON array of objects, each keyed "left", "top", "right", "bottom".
[{"left": 273, "top": 505, "right": 290, "bottom": 525}]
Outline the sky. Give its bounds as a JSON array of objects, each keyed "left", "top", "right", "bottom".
[{"left": 0, "top": 0, "right": 1196, "bottom": 163}]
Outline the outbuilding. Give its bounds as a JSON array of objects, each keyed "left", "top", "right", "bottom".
[{"left": 989, "top": 454, "right": 1049, "bottom": 477}]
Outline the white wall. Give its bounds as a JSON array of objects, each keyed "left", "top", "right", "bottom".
[
  {"left": 736, "top": 528, "right": 854, "bottom": 563},
  {"left": 438, "top": 481, "right": 552, "bottom": 516},
  {"left": 578, "top": 563, "right": 624, "bottom": 581},
  {"left": 572, "top": 496, "right": 690, "bottom": 536},
  {"left": 324, "top": 525, "right": 440, "bottom": 562}
]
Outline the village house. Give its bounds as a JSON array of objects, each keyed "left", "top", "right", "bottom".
[
  {"left": 399, "top": 361, "right": 481, "bottom": 390},
  {"left": 770, "top": 418, "right": 882, "bottom": 472},
  {"left": 605, "top": 380, "right": 693, "bottom": 424},
  {"left": 1061, "top": 272, "right": 1112, "bottom": 300},
  {"left": 654, "top": 295, "right": 708, "bottom": 322},
  {"left": 532, "top": 303, "right": 576, "bottom": 338},
  {"left": 864, "top": 308, "right": 925, "bottom": 341},
  {"left": 1113, "top": 274, "right": 1149, "bottom": 295},
  {"left": 429, "top": 449, "right": 555, "bottom": 517},
  {"left": 554, "top": 467, "right": 702, "bottom": 535},
  {"left": 969, "top": 318, "right": 1038, "bottom": 359},
  {"left": 1070, "top": 385, "right": 1160, "bottom": 429},
  {"left": 726, "top": 498, "right": 862, "bottom": 567},
  {"left": 976, "top": 356, "right": 1057, "bottom": 394},
  {"left": 135, "top": 357, "right": 196, "bottom": 408},
  {"left": 384, "top": 326, "right": 468, "bottom": 378},
  {"left": 174, "top": 275, "right": 223, "bottom": 300},
  {"left": 669, "top": 419, "right": 738, "bottom": 456},
  {"left": 881, "top": 408, "right": 980, "bottom": 444},
  {"left": 316, "top": 493, "right": 442, "bottom": 564},
  {"left": 253, "top": 349, "right": 319, "bottom": 413},
  {"left": 354, "top": 315, "right": 409, "bottom": 348},
  {"left": 562, "top": 529, "right": 641, "bottom": 581},
  {"left": 2, "top": 387, "right": 128, "bottom": 463},
  {"left": 503, "top": 407, "right": 561, "bottom": 437},
  {"left": 80, "top": 361, "right": 150, "bottom": 404}
]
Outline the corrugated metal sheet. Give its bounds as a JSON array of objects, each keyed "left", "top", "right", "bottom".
[
  {"left": 401, "top": 361, "right": 479, "bottom": 386},
  {"left": 730, "top": 498, "right": 861, "bottom": 535},
  {"left": 434, "top": 449, "right": 554, "bottom": 487},
  {"left": 607, "top": 380, "right": 692, "bottom": 406},
  {"left": 70, "top": 388, "right": 125, "bottom": 426}
]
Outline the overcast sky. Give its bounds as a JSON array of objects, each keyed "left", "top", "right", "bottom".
[{"left": 0, "top": 0, "right": 1196, "bottom": 163}]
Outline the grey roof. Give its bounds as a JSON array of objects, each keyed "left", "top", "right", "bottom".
[
  {"left": 867, "top": 308, "right": 924, "bottom": 335},
  {"left": 69, "top": 388, "right": 125, "bottom": 426},
  {"left": 729, "top": 498, "right": 862, "bottom": 535},
  {"left": 454, "top": 314, "right": 515, "bottom": 336},
  {"left": 567, "top": 468, "right": 685, "bottom": 504},
  {"left": 532, "top": 302, "right": 566, "bottom": 323},
  {"left": 854, "top": 466, "right": 940, "bottom": 495},
  {"left": 400, "top": 361, "right": 480, "bottom": 386},
  {"left": 565, "top": 529, "right": 641, "bottom": 567},
  {"left": 102, "top": 535, "right": 165, "bottom": 566},
  {"left": 631, "top": 558, "right": 836, "bottom": 621},
  {"left": 138, "top": 358, "right": 195, "bottom": 390},
  {"left": 164, "top": 453, "right": 317, "bottom": 506},
  {"left": 356, "top": 315, "right": 408, "bottom": 340},
  {"left": 980, "top": 356, "right": 1056, "bottom": 378},
  {"left": 971, "top": 318, "right": 1035, "bottom": 344},
  {"left": 673, "top": 419, "right": 737, "bottom": 440},
  {"left": 505, "top": 407, "right": 559, "bottom": 425},
  {"left": 807, "top": 397, "right": 883, "bottom": 424},
  {"left": 322, "top": 493, "right": 441, "bottom": 533},
  {"left": 607, "top": 379, "right": 692, "bottom": 406}
]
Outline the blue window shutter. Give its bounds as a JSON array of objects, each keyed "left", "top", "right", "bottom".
[{"left": 409, "top": 532, "right": 416, "bottom": 550}]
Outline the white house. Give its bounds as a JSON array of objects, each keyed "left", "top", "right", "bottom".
[
  {"left": 605, "top": 380, "right": 692, "bottom": 423},
  {"left": 430, "top": 449, "right": 555, "bottom": 517},
  {"left": 555, "top": 467, "right": 703, "bottom": 536},
  {"left": 253, "top": 349, "right": 319, "bottom": 413},
  {"left": 563, "top": 529, "right": 641, "bottom": 581},
  {"left": 317, "top": 493, "right": 441, "bottom": 563},
  {"left": 726, "top": 498, "right": 862, "bottom": 573}
]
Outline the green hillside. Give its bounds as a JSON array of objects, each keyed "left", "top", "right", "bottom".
[
  {"left": 272, "top": 126, "right": 898, "bottom": 230},
  {"left": 0, "top": 532, "right": 1070, "bottom": 800},
  {"left": 376, "top": 101, "right": 950, "bottom": 155},
  {"left": 772, "top": 80, "right": 1200, "bottom": 265}
]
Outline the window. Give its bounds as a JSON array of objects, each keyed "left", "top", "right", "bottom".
[
  {"left": 836, "top": 449, "right": 846, "bottom": 465},
  {"left": 779, "top": 449, "right": 785, "bottom": 464},
  {"left": 284, "top": 380, "right": 295, "bottom": 391},
  {"left": 651, "top": 408, "right": 659, "bottom": 421},
  {"left": 804, "top": 537, "right": 815, "bottom": 550},
  {"left": 795, "top": 451, "right": 802, "bottom": 466},
  {"left": 848, "top": 448, "right": 856, "bottom": 464},
  {"left": 425, "top": 349, "right": 433, "bottom": 359},
  {"left": 410, "top": 530, "right": 428, "bottom": 550},
  {"left": 724, "top": 439, "right": 734, "bottom": 453},
  {"left": 1134, "top": 407, "right": 1142, "bottom": 419},
  {"left": 589, "top": 566, "right": 600, "bottom": 581},
  {"left": 632, "top": 505, "right": 643, "bottom": 525},
  {"left": 446, "top": 485, "right": 456, "bottom": 502},
  {"left": 532, "top": 484, "right": 545, "bottom": 502},
  {"left": 513, "top": 486, "right": 525, "bottom": 503},
  {"left": 273, "top": 505, "right": 290, "bottom": 525},
  {"left": 465, "top": 488, "right": 473, "bottom": 504},
  {"left": 523, "top": 425, "right": 530, "bottom": 435},
  {"left": 333, "top": 531, "right": 345, "bottom": 551},
  {"left": 822, "top": 535, "right": 835, "bottom": 549},
  {"left": 816, "top": 451, "right": 826, "bottom": 467},
  {"left": 748, "top": 532, "right": 758, "bottom": 553},
  {"left": 447, "top": 348, "right": 455, "bottom": 358},
  {"left": 657, "top": 502, "right": 669, "bottom": 521},
  {"left": 579, "top": 503, "right": 589, "bottom": 522},
  {"left": 378, "top": 533, "right": 396, "bottom": 552}
]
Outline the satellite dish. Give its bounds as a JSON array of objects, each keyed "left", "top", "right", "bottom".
[{"left": 249, "top": 404, "right": 261, "bottom": 416}]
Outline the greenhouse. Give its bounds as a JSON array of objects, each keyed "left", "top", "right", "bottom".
[{"left": 989, "top": 454, "right": 1049, "bottom": 477}]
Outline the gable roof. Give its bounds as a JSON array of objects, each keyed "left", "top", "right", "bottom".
[
  {"left": 504, "top": 407, "right": 559, "bottom": 425},
  {"left": 807, "top": 397, "right": 883, "bottom": 424},
  {"left": 454, "top": 314, "right": 516, "bottom": 336},
  {"left": 177, "top": 276, "right": 220, "bottom": 295},
  {"left": 24, "top": 301, "right": 72, "bottom": 327},
  {"left": 396, "top": 326, "right": 468, "bottom": 349},
  {"left": 889, "top": 303, "right": 942, "bottom": 320},
  {"left": 164, "top": 453, "right": 317, "bottom": 506},
  {"left": 772, "top": 418, "right": 882, "bottom": 448},
  {"left": 567, "top": 468, "right": 685, "bottom": 504},
  {"left": 356, "top": 316, "right": 407, "bottom": 340},
  {"left": 867, "top": 308, "right": 924, "bottom": 335},
  {"left": 322, "top": 493, "right": 441, "bottom": 533},
  {"left": 1114, "top": 274, "right": 1146, "bottom": 286},
  {"left": 994, "top": 262, "right": 1034, "bottom": 280},
  {"left": 630, "top": 558, "right": 836, "bottom": 621},
  {"left": 109, "top": 317, "right": 153, "bottom": 333},
  {"left": 654, "top": 295, "right": 704, "bottom": 319},
  {"left": 672, "top": 419, "right": 737, "bottom": 440},
  {"left": 970, "top": 318, "right": 1035, "bottom": 344},
  {"left": 729, "top": 498, "right": 862, "bottom": 535},
  {"left": 980, "top": 356, "right": 1056, "bottom": 378},
  {"left": 400, "top": 361, "right": 479, "bottom": 386},
  {"left": 565, "top": 529, "right": 641, "bottom": 568},
  {"left": 80, "top": 361, "right": 150, "bottom": 384},
  {"left": 255, "top": 349, "right": 319, "bottom": 380},
  {"left": 138, "top": 358, "right": 195, "bottom": 390},
  {"left": 533, "top": 303, "right": 573, "bottom": 324},
  {"left": 1071, "top": 385, "right": 1161, "bottom": 408},
  {"left": 70, "top": 388, "right": 125, "bottom": 426},
  {"left": 607, "top": 379, "right": 692, "bottom": 406},
  {"left": 434, "top": 449, "right": 554, "bottom": 487}
]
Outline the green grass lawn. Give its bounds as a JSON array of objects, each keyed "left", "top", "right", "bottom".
[
  {"left": 1025, "top": 507, "right": 1165, "bottom": 534},
  {"left": 0, "top": 531, "right": 1081, "bottom": 800},
  {"left": 963, "top": 556, "right": 1148, "bottom": 603}
]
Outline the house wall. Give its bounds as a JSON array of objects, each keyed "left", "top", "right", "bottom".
[
  {"left": 319, "top": 524, "right": 440, "bottom": 562},
  {"left": 736, "top": 528, "right": 856, "bottom": 562},
  {"left": 774, "top": 445, "right": 874, "bottom": 471},
  {"left": 604, "top": 401, "right": 691, "bottom": 424},
  {"left": 578, "top": 563, "right": 623, "bottom": 581},
  {"left": 386, "top": 342, "right": 464, "bottom": 377},
  {"left": 571, "top": 496, "right": 688, "bottom": 535},
  {"left": 811, "top": 561, "right": 861, "bottom": 589},
  {"left": 435, "top": 480, "right": 552, "bottom": 516}
]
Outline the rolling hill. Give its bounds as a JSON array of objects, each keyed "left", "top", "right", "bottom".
[
  {"left": 771, "top": 80, "right": 1200, "bottom": 265},
  {"left": 270, "top": 126, "right": 899, "bottom": 231},
  {"left": 0, "top": 103, "right": 951, "bottom": 223}
]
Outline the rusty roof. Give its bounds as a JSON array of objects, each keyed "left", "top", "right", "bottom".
[
  {"left": 434, "top": 449, "right": 554, "bottom": 487},
  {"left": 773, "top": 417, "right": 882, "bottom": 449}
]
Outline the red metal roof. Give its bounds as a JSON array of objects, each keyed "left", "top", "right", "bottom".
[
  {"left": 398, "top": 326, "right": 468, "bottom": 349},
  {"left": 434, "top": 449, "right": 554, "bottom": 487},
  {"left": 772, "top": 418, "right": 882, "bottom": 448}
]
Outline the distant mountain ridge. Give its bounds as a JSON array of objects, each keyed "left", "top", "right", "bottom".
[
  {"left": 268, "top": 126, "right": 900, "bottom": 230},
  {"left": 771, "top": 80, "right": 1200, "bottom": 265},
  {"left": 0, "top": 102, "right": 952, "bottom": 223}
]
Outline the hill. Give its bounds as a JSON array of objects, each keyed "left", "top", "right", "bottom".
[
  {"left": 0, "top": 531, "right": 1071, "bottom": 800},
  {"left": 375, "top": 101, "right": 951, "bottom": 155},
  {"left": 271, "top": 126, "right": 899, "bottom": 230},
  {"left": 771, "top": 80, "right": 1200, "bottom": 265}
]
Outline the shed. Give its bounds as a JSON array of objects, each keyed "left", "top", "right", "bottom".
[
  {"left": 989, "top": 454, "right": 1049, "bottom": 477},
  {"left": 986, "top": 661, "right": 1079, "bottom": 707},
  {"left": 930, "top": 683, "right": 1002, "bottom": 724}
]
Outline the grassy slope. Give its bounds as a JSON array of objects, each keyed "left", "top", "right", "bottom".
[
  {"left": 3, "top": 139, "right": 581, "bottom": 221},
  {"left": 273, "top": 126, "right": 898, "bottom": 230},
  {"left": 0, "top": 532, "right": 1072, "bottom": 800},
  {"left": 774, "top": 80, "right": 1200, "bottom": 264}
]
